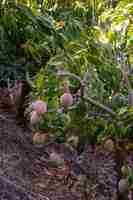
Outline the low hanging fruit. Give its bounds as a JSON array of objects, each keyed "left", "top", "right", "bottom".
[
  {"left": 103, "top": 139, "right": 115, "bottom": 152},
  {"left": 30, "top": 110, "right": 41, "bottom": 125},
  {"left": 118, "top": 178, "right": 129, "bottom": 193},
  {"left": 33, "top": 132, "right": 49, "bottom": 145},
  {"left": 32, "top": 100, "right": 47, "bottom": 115},
  {"left": 60, "top": 81, "right": 73, "bottom": 109}
]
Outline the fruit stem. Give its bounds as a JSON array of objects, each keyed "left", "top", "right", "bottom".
[{"left": 64, "top": 81, "right": 70, "bottom": 93}]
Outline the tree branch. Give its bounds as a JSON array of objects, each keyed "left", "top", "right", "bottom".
[{"left": 83, "top": 96, "right": 116, "bottom": 117}]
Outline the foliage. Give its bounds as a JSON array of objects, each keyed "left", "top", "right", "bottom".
[{"left": 1, "top": 0, "right": 133, "bottom": 148}]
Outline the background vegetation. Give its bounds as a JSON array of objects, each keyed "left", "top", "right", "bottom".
[{"left": 0, "top": 0, "right": 133, "bottom": 144}]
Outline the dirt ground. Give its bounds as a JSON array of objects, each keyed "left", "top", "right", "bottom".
[
  {"left": 0, "top": 111, "right": 84, "bottom": 200},
  {"left": 0, "top": 110, "right": 132, "bottom": 200}
]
